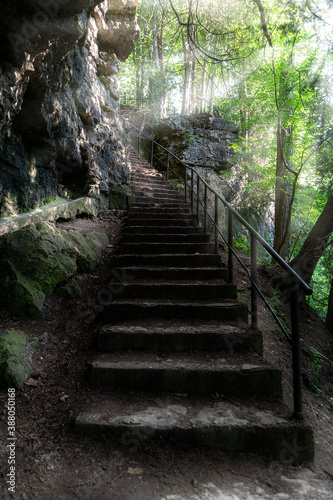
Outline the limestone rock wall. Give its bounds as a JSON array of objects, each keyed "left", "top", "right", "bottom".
[
  {"left": 154, "top": 114, "right": 239, "bottom": 172},
  {"left": 0, "top": 0, "right": 140, "bottom": 218},
  {"left": 154, "top": 113, "right": 239, "bottom": 232}
]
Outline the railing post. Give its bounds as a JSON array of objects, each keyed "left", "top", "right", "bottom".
[
  {"left": 166, "top": 152, "right": 170, "bottom": 181},
  {"left": 204, "top": 184, "right": 208, "bottom": 234},
  {"left": 138, "top": 132, "right": 141, "bottom": 155},
  {"left": 251, "top": 233, "right": 258, "bottom": 328},
  {"left": 151, "top": 141, "right": 154, "bottom": 166},
  {"left": 291, "top": 281, "right": 303, "bottom": 420},
  {"left": 228, "top": 209, "right": 234, "bottom": 283},
  {"left": 196, "top": 176, "right": 200, "bottom": 225},
  {"left": 191, "top": 172, "right": 194, "bottom": 213},
  {"left": 215, "top": 194, "right": 219, "bottom": 254},
  {"left": 184, "top": 167, "right": 188, "bottom": 202}
]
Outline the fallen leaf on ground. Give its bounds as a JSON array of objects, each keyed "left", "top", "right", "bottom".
[
  {"left": 128, "top": 467, "right": 143, "bottom": 475},
  {"left": 25, "top": 378, "right": 42, "bottom": 387}
]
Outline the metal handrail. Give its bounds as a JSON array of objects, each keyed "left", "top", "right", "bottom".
[{"left": 127, "top": 122, "right": 312, "bottom": 421}]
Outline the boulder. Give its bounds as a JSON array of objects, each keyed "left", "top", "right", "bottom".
[
  {"left": 0, "top": 330, "right": 36, "bottom": 388},
  {"left": 0, "top": 222, "right": 108, "bottom": 317}
]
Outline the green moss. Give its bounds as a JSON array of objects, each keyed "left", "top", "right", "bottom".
[
  {"left": 0, "top": 222, "right": 109, "bottom": 318},
  {"left": 0, "top": 330, "right": 31, "bottom": 388}
]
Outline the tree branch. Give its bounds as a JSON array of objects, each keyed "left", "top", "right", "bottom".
[{"left": 252, "top": 0, "right": 273, "bottom": 47}]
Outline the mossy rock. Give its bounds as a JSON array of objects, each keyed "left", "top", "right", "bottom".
[
  {"left": 0, "top": 222, "right": 109, "bottom": 318},
  {"left": 109, "top": 185, "right": 130, "bottom": 209},
  {"left": 0, "top": 330, "right": 32, "bottom": 388},
  {"left": 56, "top": 279, "right": 83, "bottom": 299}
]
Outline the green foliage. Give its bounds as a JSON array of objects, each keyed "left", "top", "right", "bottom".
[{"left": 233, "top": 235, "right": 251, "bottom": 255}]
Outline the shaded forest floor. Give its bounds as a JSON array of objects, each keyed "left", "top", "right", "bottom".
[{"left": 0, "top": 211, "right": 333, "bottom": 500}]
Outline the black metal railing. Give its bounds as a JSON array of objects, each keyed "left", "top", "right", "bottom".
[{"left": 128, "top": 122, "right": 313, "bottom": 421}]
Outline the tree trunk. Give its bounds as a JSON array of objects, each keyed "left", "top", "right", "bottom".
[
  {"left": 273, "top": 66, "right": 294, "bottom": 260},
  {"left": 152, "top": 6, "right": 160, "bottom": 68},
  {"left": 200, "top": 60, "right": 207, "bottom": 112},
  {"left": 190, "top": 57, "right": 197, "bottom": 113},
  {"left": 326, "top": 278, "right": 333, "bottom": 332},
  {"left": 182, "top": 33, "right": 192, "bottom": 115},
  {"left": 208, "top": 67, "right": 216, "bottom": 114},
  {"left": 291, "top": 195, "right": 333, "bottom": 284},
  {"left": 273, "top": 116, "right": 293, "bottom": 259}
]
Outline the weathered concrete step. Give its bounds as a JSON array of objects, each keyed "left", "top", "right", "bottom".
[
  {"left": 131, "top": 184, "right": 182, "bottom": 193},
  {"left": 124, "top": 218, "right": 197, "bottom": 227},
  {"left": 112, "top": 266, "right": 228, "bottom": 280},
  {"left": 132, "top": 182, "right": 181, "bottom": 190},
  {"left": 98, "top": 322, "right": 262, "bottom": 354},
  {"left": 131, "top": 183, "right": 177, "bottom": 193},
  {"left": 89, "top": 355, "right": 281, "bottom": 399},
  {"left": 116, "top": 253, "right": 221, "bottom": 267},
  {"left": 131, "top": 201, "right": 189, "bottom": 208},
  {"left": 118, "top": 242, "right": 215, "bottom": 254},
  {"left": 127, "top": 211, "right": 194, "bottom": 220},
  {"left": 114, "top": 282, "right": 237, "bottom": 300},
  {"left": 131, "top": 175, "right": 166, "bottom": 184},
  {"left": 122, "top": 226, "right": 205, "bottom": 235},
  {"left": 133, "top": 196, "right": 185, "bottom": 204},
  {"left": 103, "top": 299, "right": 248, "bottom": 322},
  {"left": 128, "top": 207, "right": 191, "bottom": 214},
  {"left": 131, "top": 177, "right": 170, "bottom": 186},
  {"left": 75, "top": 399, "right": 314, "bottom": 462},
  {"left": 121, "top": 233, "right": 210, "bottom": 243}
]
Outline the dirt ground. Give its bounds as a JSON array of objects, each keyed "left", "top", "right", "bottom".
[{"left": 0, "top": 211, "right": 333, "bottom": 500}]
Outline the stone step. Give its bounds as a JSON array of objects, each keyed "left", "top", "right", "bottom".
[
  {"left": 123, "top": 218, "right": 198, "bottom": 227},
  {"left": 122, "top": 226, "right": 205, "bottom": 235},
  {"left": 118, "top": 242, "right": 215, "bottom": 254},
  {"left": 127, "top": 212, "right": 196, "bottom": 220},
  {"left": 75, "top": 397, "right": 314, "bottom": 462},
  {"left": 131, "top": 182, "right": 182, "bottom": 191},
  {"left": 113, "top": 281, "right": 237, "bottom": 300},
  {"left": 131, "top": 175, "right": 166, "bottom": 184},
  {"left": 115, "top": 253, "right": 221, "bottom": 267},
  {"left": 88, "top": 353, "right": 281, "bottom": 399},
  {"left": 128, "top": 207, "right": 191, "bottom": 214},
  {"left": 131, "top": 182, "right": 177, "bottom": 192},
  {"left": 121, "top": 233, "right": 210, "bottom": 243},
  {"left": 131, "top": 201, "right": 189, "bottom": 208},
  {"left": 98, "top": 321, "right": 262, "bottom": 354},
  {"left": 133, "top": 196, "right": 186, "bottom": 204},
  {"left": 131, "top": 186, "right": 182, "bottom": 195},
  {"left": 103, "top": 299, "right": 248, "bottom": 323},
  {"left": 131, "top": 177, "right": 171, "bottom": 186},
  {"left": 112, "top": 266, "right": 228, "bottom": 280}
]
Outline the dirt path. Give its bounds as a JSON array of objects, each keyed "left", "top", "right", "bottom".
[{"left": 0, "top": 213, "right": 332, "bottom": 499}]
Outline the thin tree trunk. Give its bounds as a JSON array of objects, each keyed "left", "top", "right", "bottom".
[
  {"left": 326, "top": 278, "right": 333, "bottom": 332},
  {"left": 200, "top": 60, "right": 207, "bottom": 112},
  {"left": 273, "top": 67, "right": 294, "bottom": 260},
  {"left": 182, "top": 33, "right": 192, "bottom": 115},
  {"left": 274, "top": 117, "right": 293, "bottom": 259},
  {"left": 190, "top": 57, "right": 197, "bottom": 113},
  {"left": 208, "top": 67, "right": 216, "bottom": 114}
]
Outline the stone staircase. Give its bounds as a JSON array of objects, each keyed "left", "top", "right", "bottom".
[{"left": 75, "top": 149, "right": 314, "bottom": 462}]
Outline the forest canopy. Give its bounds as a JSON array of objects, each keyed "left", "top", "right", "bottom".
[{"left": 118, "top": 0, "right": 333, "bottom": 326}]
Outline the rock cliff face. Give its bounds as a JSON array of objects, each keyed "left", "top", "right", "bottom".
[
  {"left": 154, "top": 113, "right": 239, "bottom": 231},
  {"left": 154, "top": 114, "right": 239, "bottom": 172},
  {"left": 0, "top": 0, "right": 140, "bottom": 218}
]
